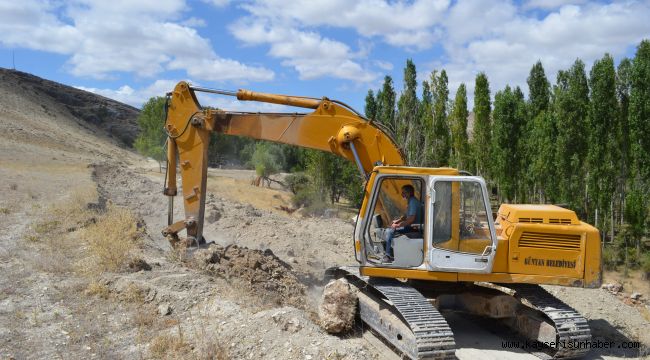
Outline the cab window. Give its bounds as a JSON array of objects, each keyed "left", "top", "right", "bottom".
[
  {"left": 364, "top": 177, "right": 424, "bottom": 266},
  {"left": 432, "top": 180, "right": 492, "bottom": 255}
]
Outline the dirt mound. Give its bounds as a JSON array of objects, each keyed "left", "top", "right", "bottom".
[
  {"left": 318, "top": 278, "right": 358, "bottom": 333},
  {"left": 193, "top": 244, "right": 306, "bottom": 308}
]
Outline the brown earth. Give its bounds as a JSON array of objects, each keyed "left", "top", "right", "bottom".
[{"left": 1, "top": 69, "right": 649, "bottom": 360}]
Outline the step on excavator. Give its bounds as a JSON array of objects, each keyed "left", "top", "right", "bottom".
[{"left": 162, "top": 82, "right": 601, "bottom": 359}]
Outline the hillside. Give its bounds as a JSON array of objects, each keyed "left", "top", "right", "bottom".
[{"left": 0, "top": 67, "right": 139, "bottom": 146}]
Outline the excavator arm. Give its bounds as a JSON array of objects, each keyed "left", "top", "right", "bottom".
[{"left": 162, "top": 81, "right": 404, "bottom": 245}]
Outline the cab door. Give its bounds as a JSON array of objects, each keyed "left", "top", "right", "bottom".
[{"left": 427, "top": 176, "right": 497, "bottom": 273}]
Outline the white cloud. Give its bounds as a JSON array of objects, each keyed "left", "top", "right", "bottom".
[
  {"left": 168, "top": 57, "right": 274, "bottom": 82},
  {"left": 373, "top": 60, "right": 394, "bottom": 71},
  {"left": 0, "top": 0, "right": 273, "bottom": 83},
  {"left": 75, "top": 79, "right": 179, "bottom": 107},
  {"left": 202, "top": 0, "right": 230, "bottom": 8},
  {"left": 523, "top": 0, "right": 587, "bottom": 10},
  {"left": 182, "top": 17, "right": 207, "bottom": 27},
  {"left": 0, "top": 1, "right": 81, "bottom": 53},
  {"left": 239, "top": 0, "right": 450, "bottom": 48},
  {"left": 230, "top": 17, "right": 377, "bottom": 82}
]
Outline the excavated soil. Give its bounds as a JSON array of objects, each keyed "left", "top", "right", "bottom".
[{"left": 192, "top": 244, "right": 307, "bottom": 309}]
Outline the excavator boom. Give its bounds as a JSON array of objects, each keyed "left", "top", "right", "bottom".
[{"left": 162, "top": 81, "right": 403, "bottom": 245}]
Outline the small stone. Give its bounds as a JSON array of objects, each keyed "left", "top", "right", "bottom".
[
  {"left": 630, "top": 292, "right": 642, "bottom": 300},
  {"left": 157, "top": 304, "right": 172, "bottom": 316}
]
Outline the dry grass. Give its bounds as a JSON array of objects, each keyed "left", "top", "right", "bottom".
[
  {"left": 132, "top": 307, "right": 157, "bottom": 327},
  {"left": 149, "top": 330, "right": 190, "bottom": 359},
  {"left": 85, "top": 280, "right": 110, "bottom": 299},
  {"left": 80, "top": 205, "right": 142, "bottom": 273},
  {"left": 120, "top": 282, "right": 145, "bottom": 303},
  {"left": 25, "top": 186, "right": 142, "bottom": 280}
]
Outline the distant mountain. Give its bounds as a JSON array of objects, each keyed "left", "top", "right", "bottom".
[{"left": 0, "top": 68, "right": 140, "bottom": 146}]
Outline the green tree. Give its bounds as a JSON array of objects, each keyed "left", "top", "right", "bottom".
[
  {"left": 615, "top": 58, "right": 633, "bottom": 224},
  {"left": 397, "top": 59, "right": 421, "bottom": 165},
  {"left": 134, "top": 96, "right": 167, "bottom": 171},
  {"left": 491, "top": 86, "right": 526, "bottom": 202},
  {"left": 419, "top": 80, "right": 434, "bottom": 167},
  {"left": 587, "top": 54, "right": 619, "bottom": 230},
  {"left": 449, "top": 83, "right": 470, "bottom": 169},
  {"left": 525, "top": 61, "right": 556, "bottom": 202},
  {"left": 250, "top": 142, "right": 286, "bottom": 179},
  {"left": 512, "top": 87, "right": 528, "bottom": 201},
  {"left": 377, "top": 76, "right": 397, "bottom": 135},
  {"left": 472, "top": 73, "right": 491, "bottom": 176},
  {"left": 625, "top": 186, "right": 647, "bottom": 255},
  {"left": 305, "top": 150, "right": 360, "bottom": 204},
  {"left": 528, "top": 60, "right": 551, "bottom": 118},
  {"left": 364, "top": 89, "right": 378, "bottom": 120},
  {"left": 431, "top": 70, "right": 450, "bottom": 166},
  {"left": 553, "top": 59, "right": 589, "bottom": 211},
  {"left": 630, "top": 40, "right": 650, "bottom": 186}
]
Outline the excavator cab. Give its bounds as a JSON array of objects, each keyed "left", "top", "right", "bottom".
[{"left": 358, "top": 169, "right": 497, "bottom": 273}]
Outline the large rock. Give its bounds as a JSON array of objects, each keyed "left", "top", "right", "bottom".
[{"left": 319, "top": 279, "right": 357, "bottom": 333}]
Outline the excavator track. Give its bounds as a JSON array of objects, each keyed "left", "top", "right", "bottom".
[
  {"left": 506, "top": 284, "right": 592, "bottom": 359},
  {"left": 334, "top": 267, "right": 455, "bottom": 360}
]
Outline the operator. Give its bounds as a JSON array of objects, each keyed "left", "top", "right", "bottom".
[{"left": 384, "top": 184, "right": 423, "bottom": 262}]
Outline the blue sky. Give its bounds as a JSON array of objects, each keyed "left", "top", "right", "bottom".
[{"left": 1, "top": 0, "right": 649, "bottom": 112}]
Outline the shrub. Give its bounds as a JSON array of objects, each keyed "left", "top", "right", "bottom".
[
  {"left": 641, "top": 252, "right": 650, "bottom": 280},
  {"left": 285, "top": 172, "right": 310, "bottom": 194},
  {"left": 602, "top": 245, "right": 619, "bottom": 271},
  {"left": 82, "top": 205, "right": 142, "bottom": 272}
]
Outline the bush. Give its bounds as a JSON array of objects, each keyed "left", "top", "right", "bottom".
[
  {"left": 641, "top": 252, "right": 650, "bottom": 279},
  {"left": 250, "top": 142, "right": 286, "bottom": 178},
  {"left": 292, "top": 188, "right": 317, "bottom": 208},
  {"left": 291, "top": 187, "right": 330, "bottom": 216},
  {"left": 602, "top": 245, "right": 619, "bottom": 271},
  {"left": 285, "top": 172, "right": 310, "bottom": 194},
  {"left": 82, "top": 205, "right": 142, "bottom": 272}
]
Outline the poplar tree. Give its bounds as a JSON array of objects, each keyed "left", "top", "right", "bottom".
[
  {"left": 628, "top": 40, "right": 650, "bottom": 249},
  {"left": 419, "top": 80, "right": 434, "bottom": 166},
  {"left": 431, "top": 70, "right": 450, "bottom": 166},
  {"left": 588, "top": 54, "right": 618, "bottom": 229},
  {"left": 491, "top": 86, "right": 515, "bottom": 201},
  {"left": 528, "top": 61, "right": 551, "bottom": 118},
  {"left": 630, "top": 40, "right": 650, "bottom": 186},
  {"left": 526, "top": 61, "right": 555, "bottom": 201},
  {"left": 449, "top": 83, "right": 469, "bottom": 169},
  {"left": 616, "top": 58, "right": 632, "bottom": 222},
  {"left": 554, "top": 59, "right": 589, "bottom": 211},
  {"left": 364, "top": 89, "right": 378, "bottom": 120},
  {"left": 377, "top": 76, "right": 397, "bottom": 135},
  {"left": 397, "top": 59, "right": 421, "bottom": 165},
  {"left": 513, "top": 87, "right": 528, "bottom": 201},
  {"left": 472, "top": 73, "right": 491, "bottom": 176}
]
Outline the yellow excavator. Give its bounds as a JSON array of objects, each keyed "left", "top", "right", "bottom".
[{"left": 162, "top": 81, "right": 601, "bottom": 359}]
